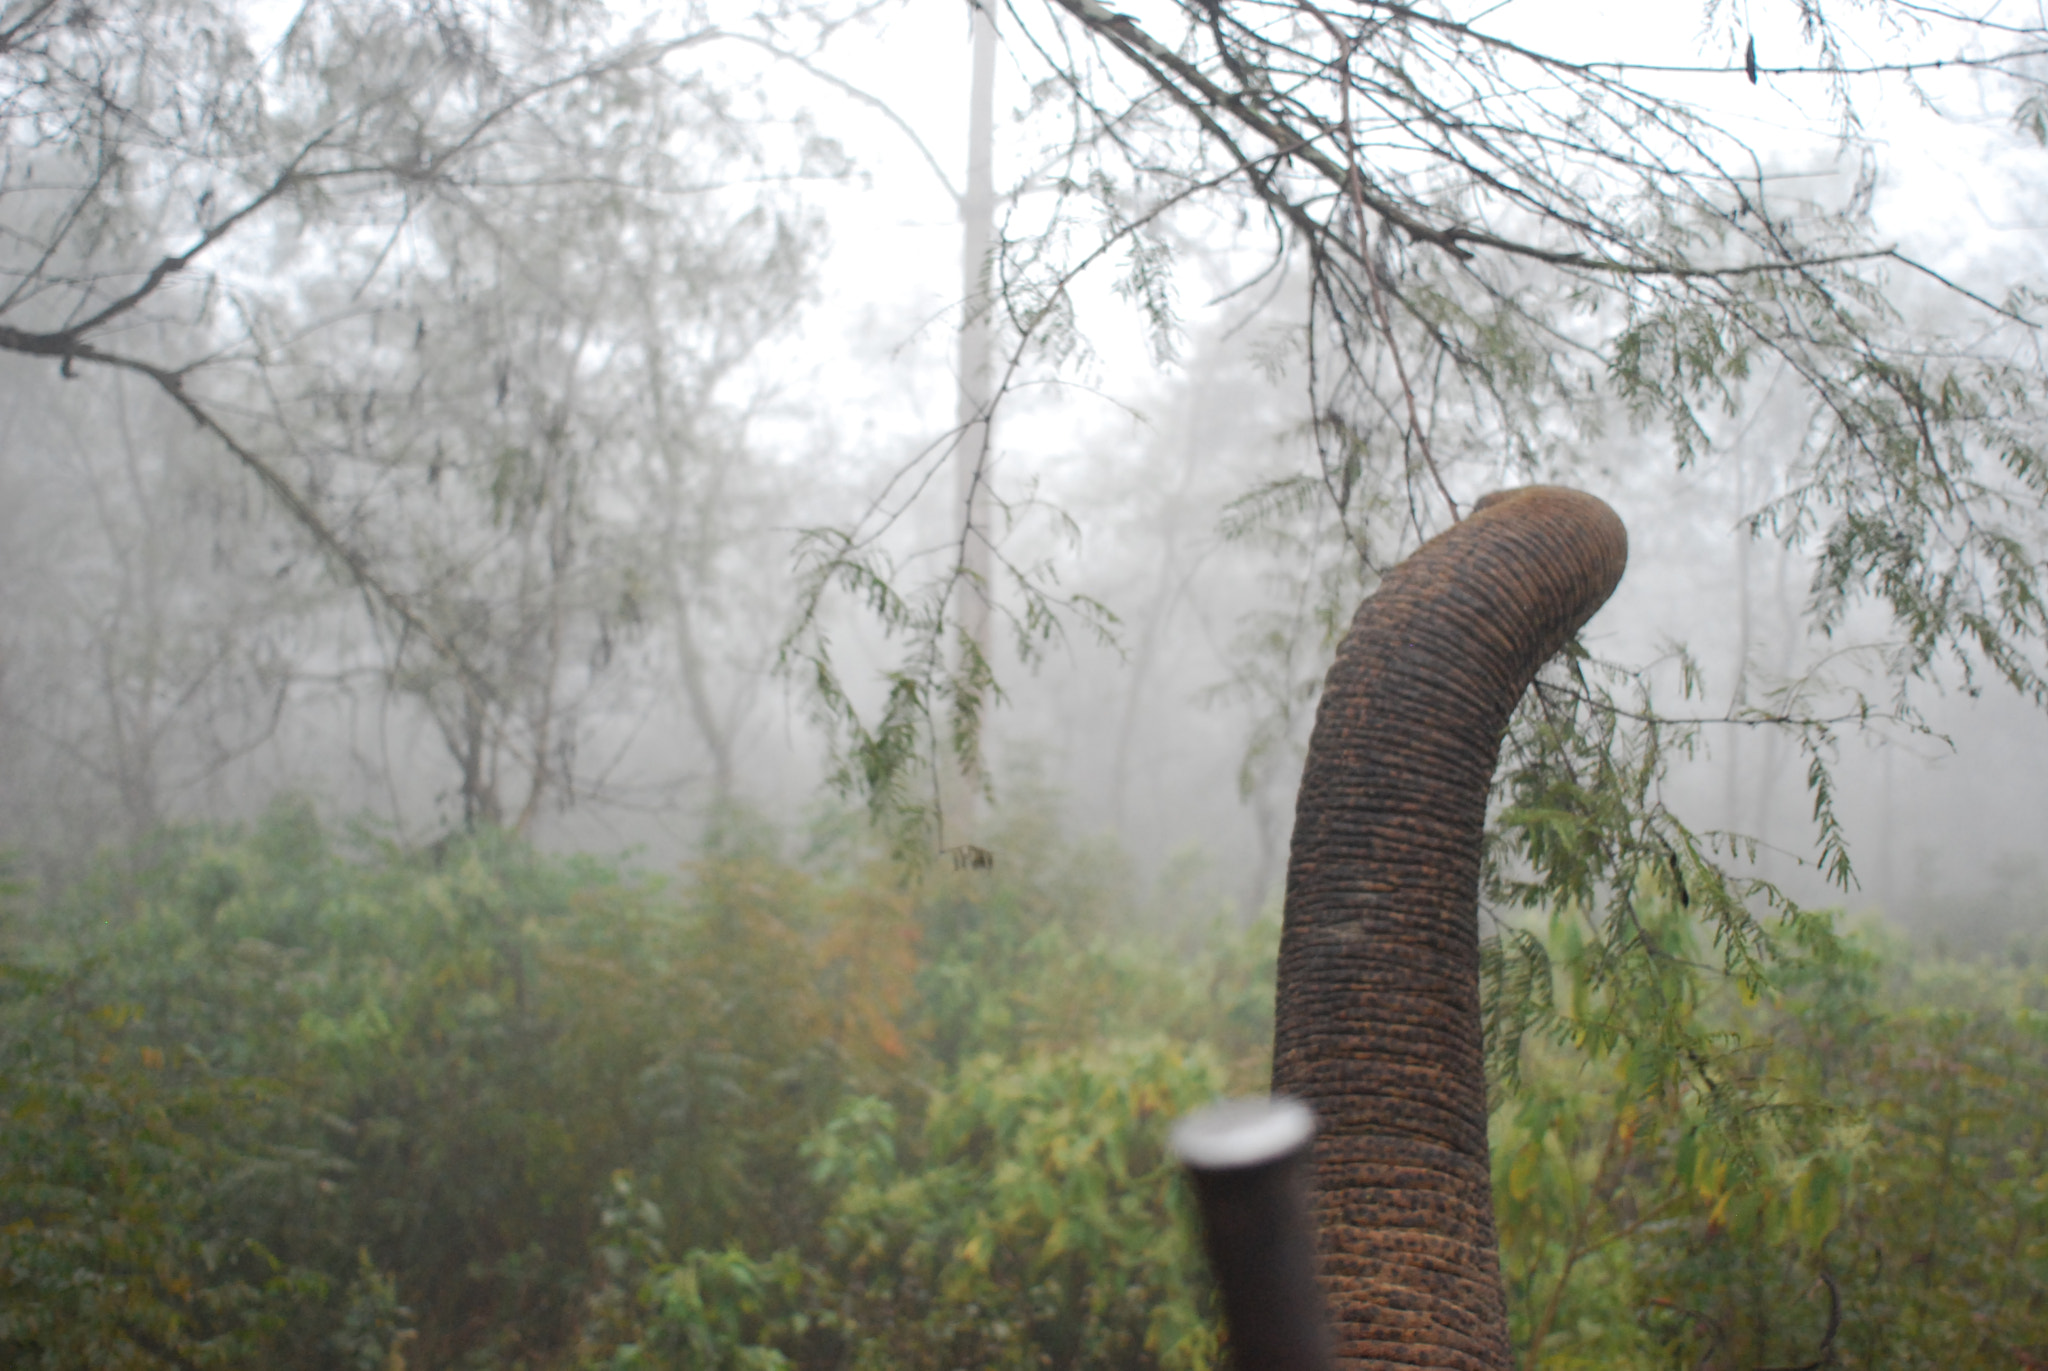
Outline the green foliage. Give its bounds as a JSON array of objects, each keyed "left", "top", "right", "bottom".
[
  {"left": 804, "top": 1042, "right": 1224, "bottom": 1371},
  {"left": 1489, "top": 905, "right": 1870, "bottom": 1369},
  {"left": 1, "top": 801, "right": 894, "bottom": 1367},
  {"left": 1493, "top": 913, "right": 2048, "bottom": 1370},
  {"left": 1481, "top": 646, "right": 1864, "bottom": 1204},
  {"left": 0, "top": 801, "right": 1261, "bottom": 1368},
  {"left": 8, "top": 802, "right": 2048, "bottom": 1370},
  {"left": 779, "top": 531, "right": 1119, "bottom": 870},
  {"left": 577, "top": 1175, "right": 808, "bottom": 1371},
  {"left": 1811, "top": 958, "right": 2048, "bottom": 1368},
  {"left": 0, "top": 958, "right": 330, "bottom": 1370}
]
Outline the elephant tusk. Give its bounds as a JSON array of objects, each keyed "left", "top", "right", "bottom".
[{"left": 1172, "top": 1096, "right": 1333, "bottom": 1371}]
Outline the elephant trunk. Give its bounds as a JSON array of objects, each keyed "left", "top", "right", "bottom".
[{"left": 1273, "top": 487, "right": 1627, "bottom": 1371}]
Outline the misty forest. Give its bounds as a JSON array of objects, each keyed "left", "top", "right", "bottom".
[{"left": 3, "top": 1, "right": 2048, "bottom": 1368}]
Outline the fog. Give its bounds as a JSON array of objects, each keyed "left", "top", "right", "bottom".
[{"left": 1, "top": 0, "right": 2044, "bottom": 956}]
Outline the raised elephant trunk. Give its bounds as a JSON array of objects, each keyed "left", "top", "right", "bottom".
[{"left": 1272, "top": 487, "right": 1627, "bottom": 1371}]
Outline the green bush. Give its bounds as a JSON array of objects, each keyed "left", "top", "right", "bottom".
[
  {"left": 0, "top": 801, "right": 1263, "bottom": 1368},
  {"left": 803, "top": 1040, "right": 1224, "bottom": 1371},
  {"left": 4, "top": 802, "right": 2046, "bottom": 1370},
  {"left": 2, "top": 803, "right": 897, "bottom": 1367},
  {"left": 1493, "top": 909, "right": 2048, "bottom": 1369},
  {"left": 0, "top": 958, "right": 329, "bottom": 1370}
]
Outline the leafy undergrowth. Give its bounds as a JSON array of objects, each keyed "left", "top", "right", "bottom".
[{"left": 1, "top": 801, "right": 2042, "bottom": 1370}]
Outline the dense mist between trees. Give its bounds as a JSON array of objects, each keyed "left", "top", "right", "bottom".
[{"left": 0, "top": 0, "right": 2042, "bottom": 936}]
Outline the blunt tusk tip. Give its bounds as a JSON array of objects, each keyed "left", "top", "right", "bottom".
[{"left": 1170, "top": 1096, "right": 1317, "bottom": 1172}]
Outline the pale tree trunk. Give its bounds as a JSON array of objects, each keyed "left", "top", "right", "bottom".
[{"left": 947, "top": 0, "right": 997, "bottom": 856}]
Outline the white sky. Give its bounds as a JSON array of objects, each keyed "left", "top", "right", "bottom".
[
  {"left": 747, "top": 0, "right": 2048, "bottom": 927},
  {"left": 229, "top": 0, "right": 2048, "bottom": 922}
]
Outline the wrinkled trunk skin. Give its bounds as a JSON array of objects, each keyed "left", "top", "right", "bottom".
[{"left": 1273, "top": 487, "right": 1628, "bottom": 1371}]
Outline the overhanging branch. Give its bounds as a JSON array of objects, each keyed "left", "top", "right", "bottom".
[{"left": 1044, "top": 0, "right": 1924, "bottom": 283}]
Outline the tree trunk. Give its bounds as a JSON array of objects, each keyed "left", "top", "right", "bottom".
[{"left": 947, "top": 0, "right": 998, "bottom": 850}]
